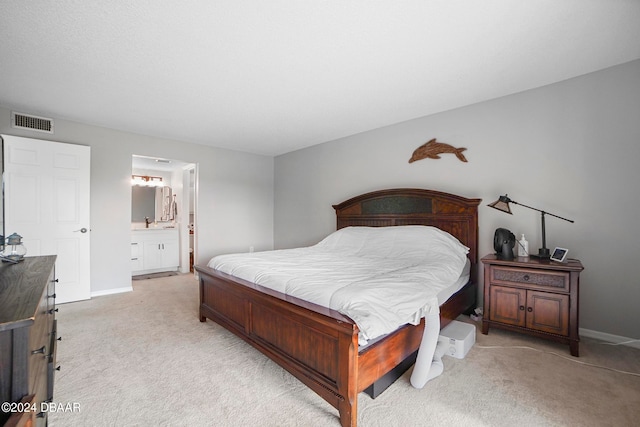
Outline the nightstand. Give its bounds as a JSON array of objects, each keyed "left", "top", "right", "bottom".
[{"left": 481, "top": 254, "right": 584, "bottom": 356}]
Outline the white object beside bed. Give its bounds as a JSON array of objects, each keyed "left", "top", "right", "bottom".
[{"left": 438, "top": 320, "right": 476, "bottom": 359}]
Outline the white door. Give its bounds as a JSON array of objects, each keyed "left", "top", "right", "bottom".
[{"left": 2, "top": 135, "right": 91, "bottom": 303}]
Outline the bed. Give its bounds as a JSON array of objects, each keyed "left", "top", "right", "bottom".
[{"left": 195, "top": 188, "right": 481, "bottom": 427}]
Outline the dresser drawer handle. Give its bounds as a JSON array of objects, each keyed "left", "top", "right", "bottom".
[
  {"left": 523, "top": 275, "right": 530, "bottom": 281},
  {"left": 32, "top": 345, "right": 46, "bottom": 355}
]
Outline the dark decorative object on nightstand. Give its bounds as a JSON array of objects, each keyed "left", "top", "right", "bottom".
[{"left": 493, "top": 228, "right": 515, "bottom": 260}]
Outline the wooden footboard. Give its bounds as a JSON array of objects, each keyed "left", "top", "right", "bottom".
[
  {"left": 197, "top": 265, "right": 360, "bottom": 427},
  {"left": 196, "top": 264, "right": 477, "bottom": 427}
]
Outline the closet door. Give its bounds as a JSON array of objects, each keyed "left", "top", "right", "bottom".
[{"left": 2, "top": 135, "right": 91, "bottom": 303}]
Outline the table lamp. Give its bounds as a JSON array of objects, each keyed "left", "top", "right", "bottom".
[{"left": 488, "top": 194, "right": 574, "bottom": 259}]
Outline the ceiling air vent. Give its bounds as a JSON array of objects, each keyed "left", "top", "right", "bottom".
[{"left": 11, "top": 111, "right": 54, "bottom": 134}]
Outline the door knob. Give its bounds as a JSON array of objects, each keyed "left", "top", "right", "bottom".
[{"left": 74, "top": 227, "right": 88, "bottom": 233}]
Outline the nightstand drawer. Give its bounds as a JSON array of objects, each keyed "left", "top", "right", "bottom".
[{"left": 491, "top": 266, "right": 570, "bottom": 292}]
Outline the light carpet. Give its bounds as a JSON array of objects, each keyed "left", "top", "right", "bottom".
[{"left": 49, "top": 273, "right": 640, "bottom": 427}]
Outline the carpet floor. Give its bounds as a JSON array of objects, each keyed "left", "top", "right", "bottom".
[{"left": 49, "top": 273, "right": 640, "bottom": 426}]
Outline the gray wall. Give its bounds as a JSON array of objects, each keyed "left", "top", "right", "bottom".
[
  {"left": 274, "top": 59, "right": 640, "bottom": 340},
  {"left": 0, "top": 108, "right": 274, "bottom": 294}
]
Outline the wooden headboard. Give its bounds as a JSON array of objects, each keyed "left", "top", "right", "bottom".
[{"left": 333, "top": 188, "right": 482, "bottom": 282}]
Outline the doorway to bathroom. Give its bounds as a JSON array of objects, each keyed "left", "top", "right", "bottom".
[{"left": 131, "top": 155, "right": 197, "bottom": 276}]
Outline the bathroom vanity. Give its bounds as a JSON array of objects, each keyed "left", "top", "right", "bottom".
[{"left": 131, "top": 228, "right": 179, "bottom": 276}]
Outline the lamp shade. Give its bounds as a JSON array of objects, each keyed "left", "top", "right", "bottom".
[{"left": 487, "top": 195, "right": 513, "bottom": 214}]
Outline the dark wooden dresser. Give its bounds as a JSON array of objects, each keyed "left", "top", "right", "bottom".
[
  {"left": 0, "top": 256, "right": 58, "bottom": 427},
  {"left": 481, "top": 254, "right": 584, "bottom": 356}
]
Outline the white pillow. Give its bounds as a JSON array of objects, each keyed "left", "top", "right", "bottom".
[{"left": 315, "top": 226, "right": 469, "bottom": 261}]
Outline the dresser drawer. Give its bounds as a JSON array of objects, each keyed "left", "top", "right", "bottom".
[
  {"left": 490, "top": 266, "right": 570, "bottom": 292},
  {"left": 3, "top": 394, "right": 37, "bottom": 427},
  {"left": 48, "top": 319, "right": 58, "bottom": 402},
  {"left": 28, "top": 298, "right": 50, "bottom": 393}
]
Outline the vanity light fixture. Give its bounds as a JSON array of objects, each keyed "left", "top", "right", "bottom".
[
  {"left": 488, "top": 194, "right": 574, "bottom": 259},
  {"left": 131, "top": 174, "right": 164, "bottom": 187}
]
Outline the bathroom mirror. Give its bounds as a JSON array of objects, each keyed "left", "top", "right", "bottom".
[{"left": 131, "top": 186, "right": 172, "bottom": 223}]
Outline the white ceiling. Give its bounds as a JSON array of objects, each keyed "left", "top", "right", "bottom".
[{"left": 1, "top": 1, "right": 639, "bottom": 157}]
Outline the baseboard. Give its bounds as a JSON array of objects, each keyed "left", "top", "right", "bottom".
[
  {"left": 91, "top": 286, "right": 133, "bottom": 298},
  {"left": 579, "top": 327, "right": 640, "bottom": 349}
]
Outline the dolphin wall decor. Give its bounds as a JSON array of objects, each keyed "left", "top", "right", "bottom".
[{"left": 408, "top": 138, "right": 468, "bottom": 163}]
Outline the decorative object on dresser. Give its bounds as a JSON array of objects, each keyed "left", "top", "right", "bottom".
[
  {"left": 196, "top": 188, "right": 481, "bottom": 427},
  {"left": 487, "top": 194, "right": 574, "bottom": 259},
  {"left": 0, "top": 233, "right": 27, "bottom": 263},
  {"left": 0, "top": 256, "right": 59, "bottom": 427},
  {"left": 408, "top": 138, "right": 468, "bottom": 163},
  {"left": 481, "top": 254, "right": 584, "bottom": 356}
]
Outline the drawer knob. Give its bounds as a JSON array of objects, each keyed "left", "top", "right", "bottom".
[
  {"left": 527, "top": 307, "right": 533, "bottom": 312},
  {"left": 519, "top": 305, "right": 525, "bottom": 311},
  {"left": 523, "top": 275, "right": 530, "bottom": 281},
  {"left": 56, "top": 365, "right": 61, "bottom": 371},
  {"left": 32, "top": 345, "right": 46, "bottom": 355},
  {"left": 48, "top": 293, "right": 56, "bottom": 299},
  {"left": 48, "top": 308, "right": 59, "bottom": 314}
]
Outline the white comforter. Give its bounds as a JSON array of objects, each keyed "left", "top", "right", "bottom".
[{"left": 208, "top": 226, "right": 469, "bottom": 344}]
